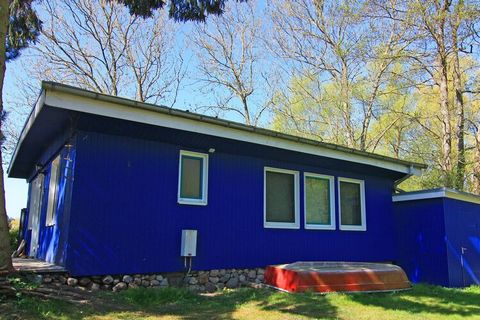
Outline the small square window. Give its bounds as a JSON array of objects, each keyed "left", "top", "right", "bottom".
[
  {"left": 304, "top": 173, "right": 335, "bottom": 230},
  {"left": 338, "top": 178, "right": 366, "bottom": 231},
  {"left": 178, "top": 150, "right": 208, "bottom": 205},
  {"left": 264, "top": 167, "right": 300, "bottom": 229}
]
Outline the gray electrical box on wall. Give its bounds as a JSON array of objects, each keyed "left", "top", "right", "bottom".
[{"left": 180, "top": 230, "right": 197, "bottom": 257}]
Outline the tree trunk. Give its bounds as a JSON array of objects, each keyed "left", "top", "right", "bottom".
[
  {"left": 0, "top": 0, "right": 14, "bottom": 274},
  {"left": 452, "top": 1, "right": 465, "bottom": 191},
  {"left": 438, "top": 53, "right": 452, "bottom": 185},
  {"left": 340, "top": 62, "right": 355, "bottom": 148},
  {"left": 434, "top": 7, "right": 452, "bottom": 186},
  {"left": 473, "top": 129, "right": 480, "bottom": 194},
  {"left": 241, "top": 95, "right": 252, "bottom": 126}
]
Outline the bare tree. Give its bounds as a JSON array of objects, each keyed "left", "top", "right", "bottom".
[
  {"left": 190, "top": 1, "right": 269, "bottom": 126},
  {"left": 268, "top": 0, "right": 412, "bottom": 151},
  {"left": 29, "top": 0, "right": 185, "bottom": 105}
]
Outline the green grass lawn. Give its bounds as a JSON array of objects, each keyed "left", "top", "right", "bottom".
[{"left": 1, "top": 284, "right": 480, "bottom": 320}]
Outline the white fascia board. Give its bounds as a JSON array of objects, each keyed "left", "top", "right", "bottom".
[
  {"left": 7, "top": 90, "right": 46, "bottom": 175},
  {"left": 44, "top": 90, "right": 419, "bottom": 175},
  {"left": 393, "top": 188, "right": 480, "bottom": 205}
]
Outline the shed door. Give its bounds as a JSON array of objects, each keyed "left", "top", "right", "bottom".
[{"left": 28, "top": 174, "right": 44, "bottom": 257}]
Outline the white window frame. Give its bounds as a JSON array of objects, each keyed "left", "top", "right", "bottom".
[
  {"left": 264, "top": 167, "right": 300, "bottom": 229},
  {"left": 46, "top": 155, "right": 61, "bottom": 227},
  {"left": 304, "top": 173, "right": 336, "bottom": 230},
  {"left": 178, "top": 150, "right": 209, "bottom": 206},
  {"left": 28, "top": 174, "right": 44, "bottom": 230},
  {"left": 338, "top": 177, "right": 366, "bottom": 231}
]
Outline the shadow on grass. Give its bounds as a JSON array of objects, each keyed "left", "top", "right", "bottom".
[
  {"left": 2, "top": 287, "right": 338, "bottom": 320},
  {"left": 348, "top": 284, "right": 480, "bottom": 317},
  {"left": 255, "top": 290, "right": 337, "bottom": 319}
]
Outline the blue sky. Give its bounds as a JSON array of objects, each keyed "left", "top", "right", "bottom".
[{"left": 4, "top": 57, "right": 29, "bottom": 219}]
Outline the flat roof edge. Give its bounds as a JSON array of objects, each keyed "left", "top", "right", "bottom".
[
  {"left": 393, "top": 187, "right": 480, "bottom": 205},
  {"left": 39, "top": 81, "right": 426, "bottom": 175},
  {"left": 7, "top": 89, "right": 46, "bottom": 177}
]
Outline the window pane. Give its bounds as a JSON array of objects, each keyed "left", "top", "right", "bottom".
[
  {"left": 180, "top": 156, "right": 203, "bottom": 199},
  {"left": 340, "top": 181, "right": 362, "bottom": 226},
  {"left": 306, "top": 177, "right": 330, "bottom": 225},
  {"left": 46, "top": 156, "right": 61, "bottom": 225},
  {"left": 266, "top": 171, "right": 295, "bottom": 223}
]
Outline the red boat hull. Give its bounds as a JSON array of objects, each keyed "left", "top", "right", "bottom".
[{"left": 264, "top": 261, "right": 411, "bottom": 293}]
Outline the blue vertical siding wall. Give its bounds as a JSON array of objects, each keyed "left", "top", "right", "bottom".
[
  {"left": 24, "top": 142, "right": 76, "bottom": 266},
  {"left": 444, "top": 199, "right": 480, "bottom": 287},
  {"left": 67, "top": 130, "right": 398, "bottom": 277},
  {"left": 394, "top": 199, "right": 449, "bottom": 286},
  {"left": 395, "top": 196, "right": 480, "bottom": 287},
  {"left": 23, "top": 184, "right": 32, "bottom": 255}
]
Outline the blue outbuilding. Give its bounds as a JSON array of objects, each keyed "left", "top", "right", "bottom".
[
  {"left": 394, "top": 188, "right": 480, "bottom": 287},
  {"left": 8, "top": 82, "right": 480, "bottom": 287}
]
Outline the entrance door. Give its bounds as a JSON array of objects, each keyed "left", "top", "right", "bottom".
[{"left": 28, "top": 174, "right": 44, "bottom": 257}]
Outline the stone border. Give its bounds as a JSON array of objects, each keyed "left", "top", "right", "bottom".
[{"left": 32, "top": 268, "right": 265, "bottom": 293}]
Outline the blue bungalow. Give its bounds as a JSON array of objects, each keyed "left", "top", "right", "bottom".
[{"left": 9, "top": 81, "right": 430, "bottom": 278}]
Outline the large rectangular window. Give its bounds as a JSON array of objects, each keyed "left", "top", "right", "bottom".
[
  {"left": 178, "top": 150, "right": 208, "bottom": 205},
  {"left": 264, "top": 167, "right": 299, "bottom": 229},
  {"left": 304, "top": 173, "right": 335, "bottom": 230},
  {"left": 338, "top": 178, "right": 366, "bottom": 231},
  {"left": 46, "top": 155, "right": 61, "bottom": 226}
]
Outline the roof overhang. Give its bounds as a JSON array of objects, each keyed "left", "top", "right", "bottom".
[
  {"left": 9, "top": 82, "right": 427, "bottom": 179},
  {"left": 393, "top": 188, "right": 480, "bottom": 205}
]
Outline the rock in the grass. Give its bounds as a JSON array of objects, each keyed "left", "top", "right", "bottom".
[
  {"left": 205, "top": 282, "right": 217, "bottom": 293},
  {"left": 226, "top": 277, "right": 239, "bottom": 289},
  {"left": 134, "top": 277, "right": 142, "bottom": 285},
  {"left": 257, "top": 275, "right": 264, "bottom": 282},
  {"left": 217, "top": 283, "right": 225, "bottom": 290},
  {"left": 150, "top": 280, "right": 160, "bottom": 286},
  {"left": 67, "top": 277, "right": 78, "bottom": 286},
  {"left": 58, "top": 276, "right": 67, "bottom": 284},
  {"left": 113, "top": 282, "right": 127, "bottom": 292},
  {"left": 90, "top": 283, "right": 100, "bottom": 291},
  {"left": 141, "top": 280, "right": 150, "bottom": 287},
  {"left": 156, "top": 275, "right": 163, "bottom": 281},
  {"left": 257, "top": 269, "right": 265, "bottom": 275},
  {"left": 113, "top": 279, "right": 120, "bottom": 285},
  {"left": 122, "top": 275, "right": 133, "bottom": 284},
  {"left": 128, "top": 283, "right": 138, "bottom": 289},
  {"left": 79, "top": 278, "right": 91, "bottom": 286},
  {"left": 102, "top": 275, "right": 114, "bottom": 285},
  {"left": 101, "top": 284, "right": 112, "bottom": 290},
  {"left": 160, "top": 278, "right": 168, "bottom": 286},
  {"left": 209, "top": 269, "right": 219, "bottom": 277},
  {"left": 247, "top": 270, "right": 256, "bottom": 279},
  {"left": 188, "top": 277, "right": 198, "bottom": 285},
  {"left": 209, "top": 276, "right": 219, "bottom": 284},
  {"left": 239, "top": 275, "right": 246, "bottom": 282}
]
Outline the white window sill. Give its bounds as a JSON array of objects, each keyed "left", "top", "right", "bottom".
[
  {"left": 305, "top": 224, "right": 336, "bottom": 230},
  {"left": 178, "top": 199, "right": 208, "bottom": 206},
  {"left": 264, "top": 222, "right": 300, "bottom": 229},
  {"left": 340, "top": 225, "right": 367, "bottom": 231}
]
